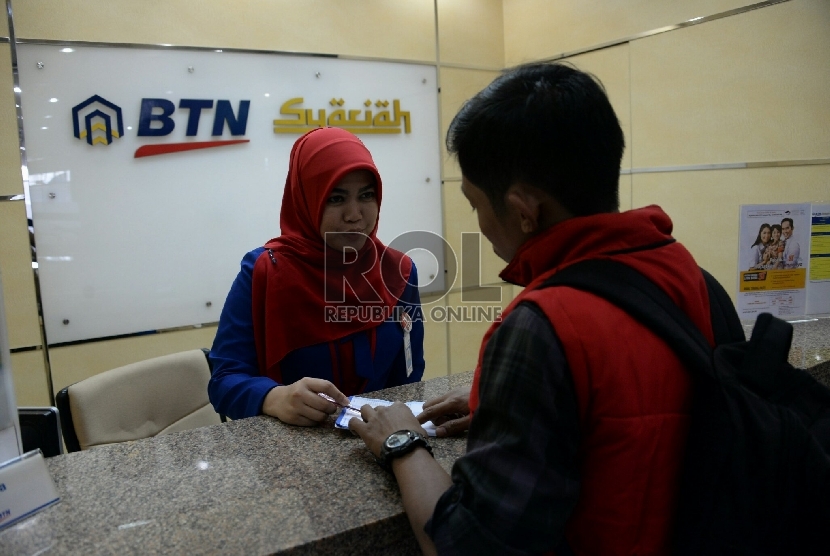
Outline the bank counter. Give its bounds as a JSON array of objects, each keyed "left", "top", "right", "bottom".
[{"left": 0, "top": 373, "right": 474, "bottom": 555}]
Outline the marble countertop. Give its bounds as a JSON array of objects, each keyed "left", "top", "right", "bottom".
[
  {"left": 782, "top": 317, "right": 829, "bottom": 370},
  {"left": 2, "top": 317, "right": 826, "bottom": 555},
  {"left": 1, "top": 373, "right": 474, "bottom": 556}
]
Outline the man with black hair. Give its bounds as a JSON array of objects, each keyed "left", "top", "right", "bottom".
[
  {"left": 350, "top": 62, "right": 714, "bottom": 555},
  {"left": 780, "top": 217, "right": 801, "bottom": 269}
]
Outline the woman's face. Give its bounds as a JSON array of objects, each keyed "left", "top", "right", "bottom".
[
  {"left": 772, "top": 228, "right": 781, "bottom": 241},
  {"left": 319, "top": 170, "right": 379, "bottom": 252},
  {"left": 760, "top": 227, "right": 771, "bottom": 243}
]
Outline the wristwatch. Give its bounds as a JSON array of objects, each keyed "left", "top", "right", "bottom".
[{"left": 376, "top": 429, "right": 433, "bottom": 472}]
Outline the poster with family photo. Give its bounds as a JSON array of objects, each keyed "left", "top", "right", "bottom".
[{"left": 737, "top": 203, "right": 810, "bottom": 320}]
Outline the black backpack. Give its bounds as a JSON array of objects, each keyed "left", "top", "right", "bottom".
[{"left": 541, "top": 259, "right": 830, "bottom": 555}]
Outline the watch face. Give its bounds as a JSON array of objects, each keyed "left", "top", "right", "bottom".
[{"left": 386, "top": 431, "right": 411, "bottom": 449}]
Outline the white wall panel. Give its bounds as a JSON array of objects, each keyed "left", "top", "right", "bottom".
[{"left": 18, "top": 44, "right": 443, "bottom": 344}]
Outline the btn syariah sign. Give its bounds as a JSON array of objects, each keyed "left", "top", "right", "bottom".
[{"left": 274, "top": 97, "right": 411, "bottom": 135}]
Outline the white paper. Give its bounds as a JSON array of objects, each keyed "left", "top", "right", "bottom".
[
  {"left": 806, "top": 203, "right": 830, "bottom": 315},
  {"left": 334, "top": 396, "right": 436, "bottom": 436}
]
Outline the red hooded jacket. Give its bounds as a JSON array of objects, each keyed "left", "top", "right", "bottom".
[{"left": 470, "top": 206, "right": 714, "bottom": 555}]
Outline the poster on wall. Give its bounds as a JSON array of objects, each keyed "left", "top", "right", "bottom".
[
  {"left": 807, "top": 203, "right": 830, "bottom": 316},
  {"left": 16, "top": 44, "right": 443, "bottom": 344},
  {"left": 737, "top": 203, "right": 810, "bottom": 320}
]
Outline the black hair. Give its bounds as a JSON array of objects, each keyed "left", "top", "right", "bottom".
[
  {"left": 446, "top": 62, "right": 625, "bottom": 216},
  {"left": 751, "top": 223, "right": 771, "bottom": 247},
  {"left": 781, "top": 217, "right": 794, "bottom": 229}
]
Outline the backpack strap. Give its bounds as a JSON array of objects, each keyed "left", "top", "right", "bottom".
[
  {"left": 539, "top": 259, "right": 716, "bottom": 380},
  {"left": 696, "top": 268, "right": 804, "bottom": 401},
  {"left": 700, "top": 268, "right": 746, "bottom": 345},
  {"left": 730, "top": 312, "right": 796, "bottom": 399}
]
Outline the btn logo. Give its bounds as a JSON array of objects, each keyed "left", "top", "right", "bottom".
[
  {"left": 71, "top": 95, "right": 251, "bottom": 158},
  {"left": 72, "top": 95, "right": 124, "bottom": 146},
  {"left": 134, "top": 98, "right": 250, "bottom": 158}
]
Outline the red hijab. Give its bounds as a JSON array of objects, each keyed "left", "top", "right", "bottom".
[{"left": 252, "top": 127, "right": 411, "bottom": 380}]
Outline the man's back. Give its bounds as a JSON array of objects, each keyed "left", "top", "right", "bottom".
[{"left": 512, "top": 207, "right": 712, "bottom": 554}]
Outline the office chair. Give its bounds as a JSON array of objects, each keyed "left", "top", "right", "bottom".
[
  {"left": 56, "top": 348, "right": 222, "bottom": 452},
  {"left": 18, "top": 406, "right": 63, "bottom": 457}
]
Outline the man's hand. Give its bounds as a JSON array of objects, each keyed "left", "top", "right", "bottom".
[
  {"left": 417, "top": 386, "right": 472, "bottom": 437},
  {"left": 350, "top": 402, "right": 450, "bottom": 556},
  {"left": 348, "top": 402, "right": 426, "bottom": 457},
  {"left": 262, "top": 377, "right": 349, "bottom": 426}
]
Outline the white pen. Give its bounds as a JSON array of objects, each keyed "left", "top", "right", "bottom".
[{"left": 318, "top": 392, "right": 362, "bottom": 413}]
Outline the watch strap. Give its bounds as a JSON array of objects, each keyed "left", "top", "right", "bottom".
[{"left": 376, "top": 430, "right": 433, "bottom": 472}]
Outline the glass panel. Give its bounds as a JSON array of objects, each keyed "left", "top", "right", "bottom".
[{"left": 17, "top": 44, "right": 443, "bottom": 344}]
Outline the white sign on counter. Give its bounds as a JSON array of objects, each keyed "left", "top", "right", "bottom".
[{"left": 0, "top": 450, "right": 60, "bottom": 530}]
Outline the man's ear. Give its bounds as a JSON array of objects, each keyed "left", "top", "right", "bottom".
[{"left": 505, "top": 185, "right": 543, "bottom": 234}]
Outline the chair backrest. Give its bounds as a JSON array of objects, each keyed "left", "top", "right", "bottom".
[
  {"left": 56, "top": 348, "right": 221, "bottom": 452},
  {"left": 18, "top": 406, "right": 63, "bottom": 457}
]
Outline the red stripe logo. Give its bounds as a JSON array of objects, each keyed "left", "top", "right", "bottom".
[{"left": 134, "top": 139, "right": 249, "bottom": 158}]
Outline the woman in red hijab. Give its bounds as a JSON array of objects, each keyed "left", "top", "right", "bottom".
[{"left": 208, "top": 127, "right": 425, "bottom": 425}]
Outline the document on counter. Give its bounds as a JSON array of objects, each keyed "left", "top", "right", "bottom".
[{"left": 334, "top": 396, "right": 437, "bottom": 436}]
